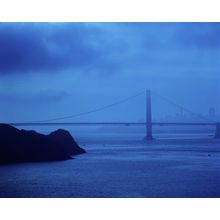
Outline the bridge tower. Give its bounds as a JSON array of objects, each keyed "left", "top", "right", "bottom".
[
  {"left": 215, "top": 122, "right": 220, "bottom": 138},
  {"left": 146, "top": 90, "right": 153, "bottom": 140}
]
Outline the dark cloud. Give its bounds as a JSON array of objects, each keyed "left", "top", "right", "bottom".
[
  {"left": 120, "top": 22, "right": 220, "bottom": 50},
  {"left": 0, "top": 23, "right": 100, "bottom": 74},
  {"left": 0, "top": 22, "right": 220, "bottom": 77}
]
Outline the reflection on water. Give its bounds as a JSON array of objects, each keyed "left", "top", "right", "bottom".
[{"left": 0, "top": 129, "right": 220, "bottom": 198}]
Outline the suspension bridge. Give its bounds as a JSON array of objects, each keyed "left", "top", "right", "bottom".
[{"left": 9, "top": 90, "right": 220, "bottom": 140}]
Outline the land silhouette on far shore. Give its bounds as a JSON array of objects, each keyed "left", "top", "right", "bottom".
[{"left": 0, "top": 124, "right": 85, "bottom": 163}]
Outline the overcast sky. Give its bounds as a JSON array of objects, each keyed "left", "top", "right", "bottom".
[{"left": 0, "top": 22, "right": 220, "bottom": 122}]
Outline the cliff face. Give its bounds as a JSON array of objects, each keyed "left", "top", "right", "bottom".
[{"left": 0, "top": 124, "right": 85, "bottom": 163}]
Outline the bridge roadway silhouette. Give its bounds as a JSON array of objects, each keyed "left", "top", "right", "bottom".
[
  {"left": 8, "top": 90, "right": 220, "bottom": 140},
  {"left": 10, "top": 122, "right": 216, "bottom": 126}
]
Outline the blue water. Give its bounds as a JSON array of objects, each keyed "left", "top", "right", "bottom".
[{"left": 0, "top": 131, "right": 220, "bottom": 198}]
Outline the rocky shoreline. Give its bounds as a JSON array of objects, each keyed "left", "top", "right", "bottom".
[{"left": 0, "top": 124, "right": 85, "bottom": 163}]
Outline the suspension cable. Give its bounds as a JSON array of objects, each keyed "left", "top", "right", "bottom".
[
  {"left": 31, "top": 90, "right": 145, "bottom": 123},
  {"left": 152, "top": 91, "right": 215, "bottom": 123}
]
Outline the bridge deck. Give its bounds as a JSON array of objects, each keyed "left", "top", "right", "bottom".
[{"left": 9, "top": 122, "right": 217, "bottom": 126}]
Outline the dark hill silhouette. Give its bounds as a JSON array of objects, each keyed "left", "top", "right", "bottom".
[{"left": 0, "top": 124, "right": 85, "bottom": 163}]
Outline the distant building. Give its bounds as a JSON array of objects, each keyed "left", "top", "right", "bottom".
[{"left": 209, "top": 107, "right": 215, "bottom": 118}]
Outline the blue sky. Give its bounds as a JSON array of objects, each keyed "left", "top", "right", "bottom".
[{"left": 0, "top": 22, "right": 220, "bottom": 122}]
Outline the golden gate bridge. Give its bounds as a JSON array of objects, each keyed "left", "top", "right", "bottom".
[{"left": 9, "top": 90, "right": 220, "bottom": 140}]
